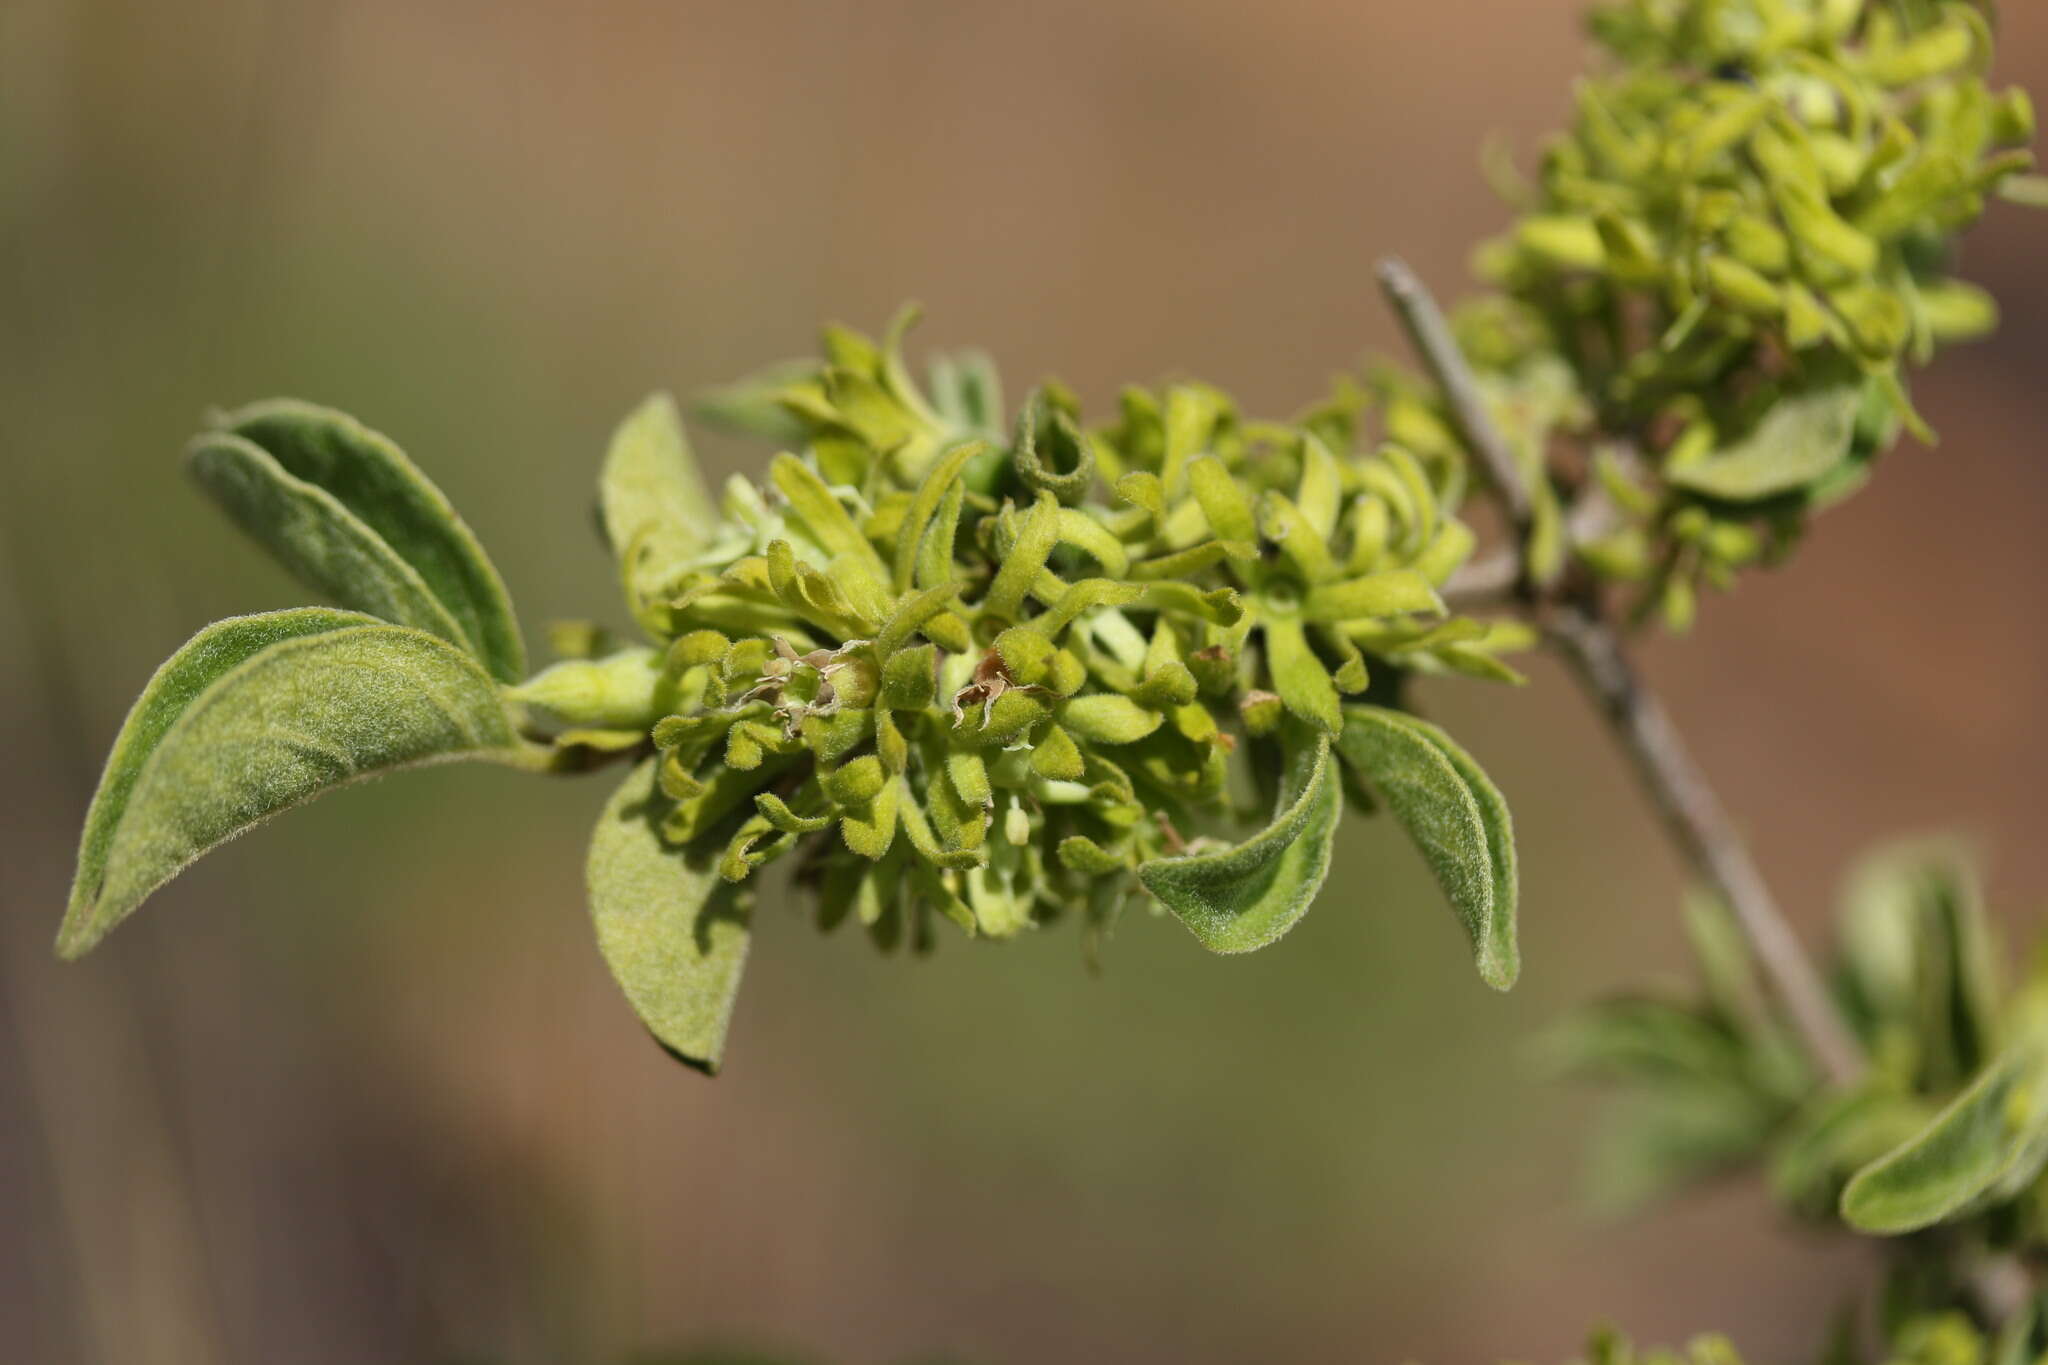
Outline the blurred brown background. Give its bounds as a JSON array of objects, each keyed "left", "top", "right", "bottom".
[{"left": 2, "top": 2, "right": 2043, "bottom": 1361}]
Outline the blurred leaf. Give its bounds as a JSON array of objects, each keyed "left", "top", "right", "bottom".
[
  {"left": 210, "top": 399, "right": 526, "bottom": 682},
  {"left": 59, "top": 617, "right": 533, "bottom": 958},
  {"left": 1841, "top": 1022, "right": 2048, "bottom": 1234},
  {"left": 588, "top": 759, "right": 751, "bottom": 1073},
  {"left": 1665, "top": 384, "right": 1863, "bottom": 501},
  {"left": 927, "top": 349, "right": 1005, "bottom": 437},
  {"left": 692, "top": 358, "right": 819, "bottom": 445},
  {"left": 1586, "top": 1080, "right": 1780, "bottom": 1215},
  {"left": 1769, "top": 1085, "right": 1932, "bottom": 1218},
  {"left": 1680, "top": 893, "right": 1813, "bottom": 1101},
  {"left": 1544, "top": 996, "right": 1749, "bottom": 1085},
  {"left": 1338, "top": 706, "right": 1519, "bottom": 990},
  {"left": 1839, "top": 838, "right": 1999, "bottom": 1091},
  {"left": 602, "top": 393, "right": 723, "bottom": 626},
  {"left": 1139, "top": 728, "right": 1339, "bottom": 953},
  {"left": 1684, "top": 892, "right": 1769, "bottom": 1035}
]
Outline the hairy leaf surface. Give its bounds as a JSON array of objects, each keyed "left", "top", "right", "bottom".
[
  {"left": 59, "top": 619, "right": 530, "bottom": 958},
  {"left": 189, "top": 433, "right": 473, "bottom": 650},
  {"left": 1139, "top": 730, "right": 1339, "bottom": 953},
  {"left": 588, "top": 759, "right": 751, "bottom": 1073},
  {"left": 1338, "top": 706, "right": 1519, "bottom": 989},
  {"left": 210, "top": 400, "right": 525, "bottom": 681}
]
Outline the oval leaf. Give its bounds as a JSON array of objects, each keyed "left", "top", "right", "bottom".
[
  {"left": 1840, "top": 1029, "right": 2048, "bottom": 1235},
  {"left": 1338, "top": 706, "right": 1519, "bottom": 990},
  {"left": 1664, "top": 382, "right": 1863, "bottom": 501},
  {"left": 189, "top": 433, "right": 473, "bottom": 651},
  {"left": 210, "top": 400, "right": 526, "bottom": 682},
  {"left": 587, "top": 758, "right": 751, "bottom": 1073},
  {"left": 601, "top": 392, "right": 722, "bottom": 618},
  {"left": 58, "top": 619, "right": 532, "bottom": 958},
  {"left": 1138, "top": 729, "right": 1340, "bottom": 953}
]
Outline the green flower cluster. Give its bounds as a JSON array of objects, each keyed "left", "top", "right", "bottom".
[
  {"left": 1440, "top": 0, "right": 2038, "bottom": 627},
  {"left": 517, "top": 311, "right": 1528, "bottom": 969}
]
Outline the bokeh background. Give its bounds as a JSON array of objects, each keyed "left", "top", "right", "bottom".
[{"left": 3, "top": 2, "right": 2044, "bottom": 1361}]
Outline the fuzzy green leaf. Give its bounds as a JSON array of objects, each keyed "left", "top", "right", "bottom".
[
  {"left": 1338, "top": 706, "right": 1519, "bottom": 989},
  {"left": 1841, "top": 1023, "right": 2048, "bottom": 1234},
  {"left": 59, "top": 616, "right": 533, "bottom": 959},
  {"left": 209, "top": 400, "right": 526, "bottom": 682},
  {"left": 189, "top": 431, "right": 478, "bottom": 649},
  {"left": 587, "top": 759, "right": 752, "bottom": 1074},
  {"left": 1664, "top": 384, "right": 1864, "bottom": 502},
  {"left": 601, "top": 392, "right": 722, "bottom": 619},
  {"left": 1139, "top": 729, "right": 1340, "bottom": 953}
]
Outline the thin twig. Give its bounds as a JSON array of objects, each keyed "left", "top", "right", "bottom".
[
  {"left": 1378, "top": 259, "right": 1533, "bottom": 548},
  {"left": 1375, "top": 257, "right": 1863, "bottom": 1087}
]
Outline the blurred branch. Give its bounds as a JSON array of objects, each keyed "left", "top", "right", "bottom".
[{"left": 1376, "top": 258, "right": 1863, "bottom": 1088}]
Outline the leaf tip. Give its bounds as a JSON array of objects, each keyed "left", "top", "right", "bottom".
[
  {"left": 53, "top": 904, "right": 104, "bottom": 962},
  {"left": 658, "top": 1039, "right": 722, "bottom": 1076},
  {"left": 1836, "top": 1175, "right": 1894, "bottom": 1235},
  {"left": 1481, "top": 950, "right": 1521, "bottom": 992}
]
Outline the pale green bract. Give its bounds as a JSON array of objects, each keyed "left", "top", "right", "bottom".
[
  {"left": 59, "top": 616, "right": 538, "bottom": 959},
  {"left": 587, "top": 759, "right": 752, "bottom": 1073}
]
